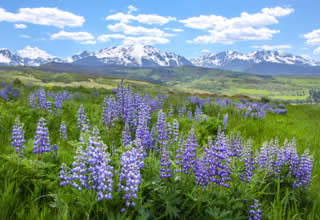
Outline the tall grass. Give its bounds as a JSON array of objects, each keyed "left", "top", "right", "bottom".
[{"left": 0, "top": 84, "right": 319, "bottom": 219}]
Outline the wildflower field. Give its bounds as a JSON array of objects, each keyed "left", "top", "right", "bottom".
[{"left": 0, "top": 80, "right": 319, "bottom": 219}]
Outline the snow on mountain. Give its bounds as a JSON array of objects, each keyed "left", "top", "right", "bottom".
[
  {"left": 192, "top": 50, "right": 319, "bottom": 68},
  {"left": 1, "top": 45, "right": 320, "bottom": 75},
  {"left": 18, "top": 46, "right": 53, "bottom": 60},
  {"left": 65, "top": 51, "right": 94, "bottom": 63},
  {"left": 0, "top": 48, "right": 24, "bottom": 66},
  {"left": 69, "top": 44, "right": 192, "bottom": 67},
  {"left": 0, "top": 48, "right": 62, "bottom": 66}
]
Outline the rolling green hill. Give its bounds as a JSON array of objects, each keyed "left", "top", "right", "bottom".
[{"left": 1, "top": 65, "right": 320, "bottom": 101}]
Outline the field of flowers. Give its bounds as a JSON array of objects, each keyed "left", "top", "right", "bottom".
[{"left": 0, "top": 80, "right": 319, "bottom": 219}]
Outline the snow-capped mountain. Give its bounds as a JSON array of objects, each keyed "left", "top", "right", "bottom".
[
  {"left": 0, "top": 45, "right": 191, "bottom": 67},
  {"left": 2, "top": 45, "right": 320, "bottom": 75},
  {"left": 0, "top": 48, "right": 62, "bottom": 66},
  {"left": 0, "top": 48, "right": 24, "bottom": 66},
  {"left": 65, "top": 51, "right": 94, "bottom": 63},
  {"left": 191, "top": 50, "right": 320, "bottom": 74},
  {"left": 68, "top": 44, "right": 192, "bottom": 67}
]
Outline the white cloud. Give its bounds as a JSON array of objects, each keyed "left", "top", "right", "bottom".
[
  {"left": 181, "top": 7, "right": 293, "bottom": 44},
  {"left": 51, "top": 31, "right": 94, "bottom": 41},
  {"left": 97, "top": 34, "right": 125, "bottom": 42},
  {"left": 0, "top": 7, "right": 84, "bottom": 28},
  {"left": 14, "top": 23, "right": 27, "bottom": 29},
  {"left": 188, "top": 27, "right": 279, "bottom": 44},
  {"left": 108, "top": 23, "right": 174, "bottom": 37},
  {"left": 261, "top": 7, "right": 294, "bottom": 17},
  {"left": 18, "top": 46, "right": 53, "bottom": 59},
  {"left": 98, "top": 34, "right": 169, "bottom": 45},
  {"left": 80, "top": 40, "right": 96, "bottom": 45},
  {"left": 304, "top": 29, "right": 320, "bottom": 55},
  {"left": 122, "top": 36, "right": 169, "bottom": 45},
  {"left": 180, "top": 15, "right": 226, "bottom": 30},
  {"left": 20, "top": 34, "right": 31, "bottom": 38},
  {"left": 128, "top": 5, "right": 138, "bottom": 14},
  {"left": 313, "top": 47, "right": 320, "bottom": 55},
  {"left": 164, "top": 27, "right": 184, "bottom": 32},
  {"left": 251, "top": 44, "right": 292, "bottom": 50},
  {"left": 304, "top": 29, "right": 320, "bottom": 46},
  {"left": 106, "top": 12, "right": 176, "bottom": 25},
  {"left": 135, "top": 14, "right": 176, "bottom": 25},
  {"left": 106, "top": 13, "right": 134, "bottom": 23},
  {"left": 201, "top": 49, "right": 210, "bottom": 53}
]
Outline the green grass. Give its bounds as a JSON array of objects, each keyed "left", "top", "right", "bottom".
[
  {"left": 1, "top": 66, "right": 320, "bottom": 101},
  {"left": 0, "top": 78, "right": 319, "bottom": 219}
]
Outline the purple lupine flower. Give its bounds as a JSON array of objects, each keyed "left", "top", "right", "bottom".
[
  {"left": 283, "top": 139, "right": 299, "bottom": 176},
  {"left": 249, "top": 200, "right": 262, "bottom": 220},
  {"left": 77, "top": 104, "right": 90, "bottom": 132},
  {"left": 182, "top": 104, "right": 187, "bottom": 114},
  {"left": 156, "top": 109, "right": 168, "bottom": 148},
  {"left": 102, "top": 96, "right": 118, "bottom": 129},
  {"left": 134, "top": 138, "right": 147, "bottom": 162},
  {"left": 240, "top": 139, "right": 255, "bottom": 182},
  {"left": 123, "top": 89, "right": 135, "bottom": 124},
  {"left": 194, "top": 155, "right": 210, "bottom": 188},
  {"left": 55, "top": 95, "right": 63, "bottom": 112},
  {"left": 206, "top": 134, "right": 231, "bottom": 188},
  {"left": 223, "top": 113, "right": 228, "bottom": 131},
  {"left": 33, "top": 117, "right": 55, "bottom": 154},
  {"left": 187, "top": 108, "right": 192, "bottom": 120},
  {"left": 217, "top": 98, "right": 232, "bottom": 108},
  {"left": 118, "top": 145, "right": 144, "bottom": 210},
  {"left": 160, "top": 140, "right": 172, "bottom": 178},
  {"left": 60, "top": 128, "right": 114, "bottom": 201},
  {"left": 135, "top": 102, "right": 151, "bottom": 149},
  {"left": 168, "top": 105, "right": 174, "bottom": 118},
  {"left": 136, "top": 120, "right": 151, "bottom": 149},
  {"left": 257, "top": 142, "right": 269, "bottom": 170},
  {"left": 46, "top": 100, "right": 52, "bottom": 113},
  {"left": 229, "top": 132, "right": 242, "bottom": 159},
  {"left": 122, "top": 122, "right": 131, "bottom": 147},
  {"left": 172, "top": 119, "right": 179, "bottom": 144},
  {"left": 149, "top": 125, "right": 157, "bottom": 149},
  {"left": 63, "top": 145, "right": 88, "bottom": 190},
  {"left": 11, "top": 118, "right": 26, "bottom": 157},
  {"left": 39, "top": 89, "right": 47, "bottom": 109},
  {"left": 60, "top": 121, "right": 67, "bottom": 141},
  {"left": 29, "top": 93, "right": 37, "bottom": 108},
  {"left": 59, "top": 163, "right": 72, "bottom": 187},
  {"left": 175, "top": 133, "right": 184, "bottom": 173},
  {"left": 194, "top": 105, "right": 202, "bottom": 121},
  {"left": 240, "top": 98, "right": 247, "bottom": 103},
  {"left": 293, "top": 149, "right": 313, "bottom": 189},
  {"left": 178, "top": 106, "right": 184, "bottom": 118},
  {"left": 167, "top": 122, "right": 172, "bottom": 141},
  {"left": 182, "top": 127, "right": 198, "bottom": 174},
  {"left": 86, "top": 129, "right": 114, "bottom": 201},
  {"left": 256, "top": 138, "right": 313, "bottom": 189}
]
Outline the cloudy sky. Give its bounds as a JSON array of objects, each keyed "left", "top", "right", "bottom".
[{"left": 0, "top": 0, "right": 319, "bottom": 59}]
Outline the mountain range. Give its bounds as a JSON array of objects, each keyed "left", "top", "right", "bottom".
[{"left": 1, "top": 44, "right": 320, "bottom": 75}]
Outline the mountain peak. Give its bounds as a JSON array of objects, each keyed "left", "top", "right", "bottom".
[
  {"left": 82, "top": 44, "right": 192, "bottom": 67},
  {"left": 191, "top": 49, "right": 320, "bottom": 74}
]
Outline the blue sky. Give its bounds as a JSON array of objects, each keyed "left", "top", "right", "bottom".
[{"left": 1, "top": 0, "right": 320, "bottom": 59}]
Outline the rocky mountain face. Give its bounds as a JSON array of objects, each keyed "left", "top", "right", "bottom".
[
  {"left": 2, "top": 45, "right": 320, "bottom": 75},
  {"left": 191, "top": 50, "right": 320, "bottom": 75}
]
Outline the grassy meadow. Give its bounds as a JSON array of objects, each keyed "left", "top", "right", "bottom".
[
  {"left": 1, "top": 66, "right": 320, "bottom": 101},
  {"left": 0, "top": 70, "right": 319, "bottom": 219}
]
